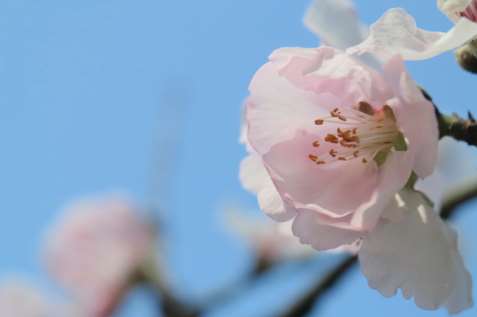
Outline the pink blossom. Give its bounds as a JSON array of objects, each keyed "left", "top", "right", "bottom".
[
  {"left": 44, "top": 195, "right": 155, "bottom": 317},
  {"left": 244, "top": 46, "right": 437, "bottom": 233},
  {"left": 239, "top": 0, "right": 473, "bottom": 312}
]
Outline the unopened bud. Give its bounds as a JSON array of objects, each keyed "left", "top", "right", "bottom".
[{"left": 455, "top": 39, "right": 477, "bottom": 74}]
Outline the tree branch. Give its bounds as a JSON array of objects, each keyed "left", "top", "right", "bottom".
[
  {"left": 276, "top": 256, "right": 357, "bottom": 317},
  {"left": 421, "top": 87, "right": 477, "bottom": 146}
]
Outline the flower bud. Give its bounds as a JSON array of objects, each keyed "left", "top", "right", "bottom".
[{"left": 455, "top": 39, "right": 477, "bottom": 73}]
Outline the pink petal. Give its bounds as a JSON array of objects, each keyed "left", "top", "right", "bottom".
[
  {"left": 263, "top": 130, "right": 379, "bottom": 219},
  {"left": 381, "top": 56, "right": 438, "bottom": 178}
]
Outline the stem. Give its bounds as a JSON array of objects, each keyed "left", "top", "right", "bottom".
[{"left": 421, "top": 87, "right": 477, "bottom": 145}]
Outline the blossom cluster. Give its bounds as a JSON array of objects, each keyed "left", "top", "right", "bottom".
[{"left": 240, "top": 0, "right": 477, "bottom": 313}]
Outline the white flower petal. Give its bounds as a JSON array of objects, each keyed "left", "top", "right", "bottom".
[
  {"left": 304, "top": 0, "right": 368, "bottom": 49},
  {"left": 359, "top": 189, "right": 473, "bottom": 314},
  {"left": 348, "top": 8, "right": 477, "bottom": 61}
]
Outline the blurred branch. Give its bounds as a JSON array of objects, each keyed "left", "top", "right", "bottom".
[
  {"left": 274, "top": 179, "right": 477, "bottom": 317},
  {"left": 440, "top": 179, "right": 477, "bottom": 220},
  {"left": 276, "top": 256, "right": 357, "bottom": 317}
]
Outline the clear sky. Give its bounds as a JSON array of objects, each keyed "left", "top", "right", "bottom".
[{"left": 1, "top": 0, "right": 477, "bottom": 316}]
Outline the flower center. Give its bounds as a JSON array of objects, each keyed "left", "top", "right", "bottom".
[
  {"left": 460, "top": 0, "right": 477, "bottom": 22},
  {"left": 308, "top": 102, "right": 404, "bottom": 166}
]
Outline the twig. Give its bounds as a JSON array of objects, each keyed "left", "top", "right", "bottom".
[{"left": 421, "top": 88, "right": 477, "bottom": 146}]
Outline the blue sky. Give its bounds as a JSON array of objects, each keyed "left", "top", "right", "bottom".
[{"left": 1, "top": 0, "right": 477, "bottom": 316}]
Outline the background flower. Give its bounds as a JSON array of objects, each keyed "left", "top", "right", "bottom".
[{"left": 44, "top": 195, "right": 155, "bottom": 317}]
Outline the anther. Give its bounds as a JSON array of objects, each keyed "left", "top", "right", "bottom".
[
  {"left": 314, "top": 119, "right": 324, "bottom": 125},
  {"left": 309, "top": 154, "right": 318, "bottom": 162},
  {"left": 325, "top": 134, "right": 339, "bottom": 144},
  {"left": 312, "top": 140, "right": 320, "bottom": 147},
  {"left": 358, "top": 101, "right": 375, "bottom": 115}
]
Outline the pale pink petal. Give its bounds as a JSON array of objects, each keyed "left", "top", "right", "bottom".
[
  {"left": 359, "top": 189, "right": 473, "bottom": 314},
  {"left": 348, "top": 8, "right": 477, "bottom": 61},
  {"left": 304, "top": 0, "right": 368, "bottom": 49},
  {"left": 276, "top": 47, "right": 392, "bottom": 107},
  {"left": 240, "top": 154, "right": 296, "bottom": 221},
  {"left": 247, "top": 50, "right": 336, "bottom": 154},
  {"left": 247, "top": 47, "right": 392, "bottom": 154},
  {"left": 263, "top": 131, "right": 379, "bottom": 219},
  {"left": 381, "top": 56, "right": 438, "bottom": 178},
  {"left": 292, "top": 210, "right": 362, "bottom": 250}
]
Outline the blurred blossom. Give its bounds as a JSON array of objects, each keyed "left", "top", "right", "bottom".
[
  {"left": 304, "top": 0, "right": 368, "bottom": 49},
  {"left": 225, "top": 208, "right": 315, "bottom": 263},
  {"left": 44, "top": 195, "right": 156, "bottom": 317},
  {"left": 416, "top": 137, "right": 477, "bottom": 208},
  {"left": 0, "top": 278, "right": 80, "bottom": 317}
]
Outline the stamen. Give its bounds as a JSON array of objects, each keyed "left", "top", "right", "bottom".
[{"left": 308, "top": 101, "right": 402, "bottom": 167}]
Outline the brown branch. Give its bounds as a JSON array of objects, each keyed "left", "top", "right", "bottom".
[
  {"left": 441, "top": 179, "right": 477, "bottom": 220},
  {"left": 421, "top": 87, "right": 477, "bottom": 146}
]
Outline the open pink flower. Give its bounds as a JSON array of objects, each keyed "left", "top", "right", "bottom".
[
  {"left": 44, "top": 195, "right": 155, "bottom": 317},
  {"left": 244, "top": 46, "right": 437, "bottom": 235},
  {"left": 240, "top": 1, "right": 474, "bottom": 313}
]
